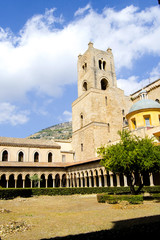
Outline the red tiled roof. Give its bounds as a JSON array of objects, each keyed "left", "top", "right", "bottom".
[{"left": 0, "top": 157, "right": 101, "bottom": 168}]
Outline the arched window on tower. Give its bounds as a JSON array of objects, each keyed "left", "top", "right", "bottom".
[
  {"left": 101, "top": 79, "right": 108, "bottom": 90},
  {"left": 82, "top": 62, "right": 87, "bottom": 72},
  {"left": 107, "top": 123, "right": 110, "bottom": 133},
  {"left": 83, "top": 81, "right": 88, "bottom": 91},
  {"left": 105, "top": 96, "right": 107, "bottom": 106},
  {"left": 155, "top": 99, "right": 160, "bottom": 103},
  {"left": 99, "top": 60, "right": 102, "bottom": 70},
  {"left": 2, "top": 150, "right": 8, "bottom": 161},
  {"left": 103, "top": 61, "right": 106, "bottom": 70},
  {"left": 80, "top": 114, "right": 84, "bottom": 128}
]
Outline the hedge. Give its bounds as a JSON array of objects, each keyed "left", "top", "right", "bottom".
[
  {"left": 0, "top": 186, "right": 160, "bottom": 200},
  {"left": 0, "top": 187, "right": 131, "bottom": 200},
  {"left": 97, "top": 194, "right": 143, "bottom": 204}
]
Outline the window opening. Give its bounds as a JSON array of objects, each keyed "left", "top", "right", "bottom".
[
  {"left": 155, "top": 99, "right": 160, "bottom": 103},
  {"left": 83, "top": 81, "right": 87, "bottom": 91},
  {"left": 82, "top": 62, "right": 87, "bottom": 71},
  {"left": 101, "top": 79, "right": 108, "bottom": 90},
  {"left": 107, "top": 123, "right": 110, "bottom": 133},
  {"left": 34, "top": 152, "right": 39, "bottom": 162},
  {"left": 81, "top": 143, "right": 83, "bottom": 152},
  {"left": 80, "top": 114, "right": 83, "bottom": 128},
  {"left": 99, "top": 60, "right": 102, "bottom": 70},
  {"left": 48, "top": 152, "right": 52, "bottom": 162},
  {"left": 105, "top": 96, "right": 107, "bottom": 106},
  {"left": 2, "top": 150, "right": 8, "bottom": 161},
  {"left": 144, "top": 117, "right": 150, "bottom": 127},
  {"left": 103, "top": 61, "right": 106, "bottom": 70},
  {"left": 131, "top": 118, "right": 136, "bottom": 129},
  {"left": 18, "top": 151, "right": 24, "bottom": 162}
]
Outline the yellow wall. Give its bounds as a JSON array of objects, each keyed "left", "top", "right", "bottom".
[{"left": 127, "top": 109, "right": 160, "bottom": 130}]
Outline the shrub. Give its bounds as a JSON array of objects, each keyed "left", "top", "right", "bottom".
[
  {"left": 97, "top": 194, "right": 143, "bottom": 204},
  {"left": 0, "top": 186, "right": 160, "bottom": 200},
  {"left": 0, "top": 187, "right": 131, "bottom": 199},
  {"left": 142, "top": 186, "right": 160, "bottom": 193}
]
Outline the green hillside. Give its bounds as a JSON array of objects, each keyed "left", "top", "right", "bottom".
[{"left": 28, "top": 121, "right": 72, "bottom": 140}]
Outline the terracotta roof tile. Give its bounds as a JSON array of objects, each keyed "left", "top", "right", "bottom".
[{"left": 0, "top": 137, "right": 61, "bottom": 149}]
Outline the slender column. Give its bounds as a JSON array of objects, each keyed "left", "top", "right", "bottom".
[
  {"left": 6, "top": 180, "right": 9, "bottom": 188},
  {"left": 66, "top": 177, "right": 69, "bottom": 188},
  {"left": 70, "top": 178, "right": 72, "bottom": 187},
  {"left": 99, "top": 176, "right": 102, "bottom": 187},
  {"left": 81, "top": 177, "right": 83, "bottom": 187},
  {"left": 72, "top": 178, "right": 75, "bottom": 187},
  {"left": 149, "top": 173, "right": 154, "bottom": 186},
  {"left": 45, "top": 179, "right": 47, "bottom": 188},
  {"left": 117, "top": 174, "right": 120, "bottom": 187},
  {"left": 38, "top": 180, "right": 40, "bottom": 188},
  {"left": 140, "top": 174, "right": 143, "bottom": 184},
  {"left": 104, "top": 174, "right": 107, "bottom": 187},
  {"left": 53, "top": 178, "right": 55, "bottom": 188},
  {"left": 89, "top": 177, "right": 92, "bottom": 187},
  {"left": 77, "top": 178, "right": 80, "bottom": 187},
  {"left": 59, "top": 178, "right": 62, "bottom": 188},
  {"left": 84, "top": 177, "right": 87, "bottom": 187},
  {"left": 22, "top": 179, "right": 25, "bottom": 188},
  {"left": 15, "top": 179, "right": 17, "bottom": 188},
  {"left": 93, "top": 176, "right": 97, "bottom": 187},
  {"left": 110, "top": 174, "right": 114, "bottom": 187},
  {"left": 124, "top": 175, "right": 128, "bottom": 187}
]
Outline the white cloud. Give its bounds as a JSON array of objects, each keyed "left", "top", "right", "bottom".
[
  {"left": 74, "top": 4, "right": 91, "bottom": 16},
  {"left": 63, "top": 110, "right": 72, "bottom": 121},
  {"left": 117, "top": 76, "right": 149, "bottom": 95},
  {"left": 117, "top": 61, "right": 160, "bottom": 95},
  {"left": 0, "top": 102, "right": 29, "bottom": 125},
  {"left": 0, "top": 5, "right": 160, "bottom": 103},
  {"left": 150, "top": 62, "right": 160, "bottom": 80}
]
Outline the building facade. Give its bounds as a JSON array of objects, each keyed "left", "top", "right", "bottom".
[{"left": 0, "top": 43, "right": 160, "bottom": 188}]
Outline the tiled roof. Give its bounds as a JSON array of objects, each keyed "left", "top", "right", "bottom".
[
  {"left": 0, "top": 157, "right": 100, "bottom": 168},
  {"left": 0, "top": 137, "right": 61, "bottom": 149}
]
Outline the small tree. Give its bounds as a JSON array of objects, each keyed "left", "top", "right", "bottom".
[
  {"left": 29, "top": 174, "right": 41, "bottom": 187},
  {"left": 98, "top": 130, "right": 160, "bottom": 194}
]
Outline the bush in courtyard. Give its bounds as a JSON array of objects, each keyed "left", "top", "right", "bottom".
[
  {"left": 0, "top": 186, "right": 160, "bottom": 200},
  {"left": 97, "top": 194, "right": 143, "bottom": 204}
]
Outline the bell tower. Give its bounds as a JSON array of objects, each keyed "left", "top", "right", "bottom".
[
  {"left": 77, "top": 42, "right": 117, "bottom": 97},
  {"left": 72, "top": 43, "right": 130, "bottom": 161}
]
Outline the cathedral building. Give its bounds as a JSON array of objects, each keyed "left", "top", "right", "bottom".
[{"left": 0, "top": 43, "right": 160, "bottom": 188}]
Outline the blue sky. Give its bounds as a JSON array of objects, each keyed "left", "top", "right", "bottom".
[{"left": 0, "top": 0, "right": 159, "bottom": 138}]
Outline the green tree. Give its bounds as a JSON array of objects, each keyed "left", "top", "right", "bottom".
[
  {"left": 29, "top": 174, "right": 41, "bottom": 187},
  {"left": 97, "top": 130, "right": 160, "bottom": 194}
]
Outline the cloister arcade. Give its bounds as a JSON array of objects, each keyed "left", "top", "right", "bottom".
[{"left": 0, "top": 167, "right": 159, "bottom": 188}]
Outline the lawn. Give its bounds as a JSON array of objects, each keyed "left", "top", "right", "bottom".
[{"left": 0, "top": 194, "right": 160, "bottom": 239}]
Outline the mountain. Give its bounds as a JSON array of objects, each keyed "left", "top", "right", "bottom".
[{"left": 28, "top": 121, "right": 72, "bottom": 140}]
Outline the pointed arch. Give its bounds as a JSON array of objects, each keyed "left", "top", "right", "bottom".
[
  {"left": 2, "top": 150, "right": 8, "bottom": 161},
  {"left": 18, "top": 151, "right": 24, "bottom": 162},
  {"left": 101, "top": 78, "right": 108, "bottom": 90}
]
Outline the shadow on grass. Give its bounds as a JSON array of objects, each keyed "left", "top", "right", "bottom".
[{"left": 41, "top": 215, "right": 160, "bottom": 240}]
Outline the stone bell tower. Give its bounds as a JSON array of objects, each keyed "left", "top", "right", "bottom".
[
  {"left": 77, "top": 42, "right": 117, "bottom": 97},
  {"left": 72, "top": 42, "right": 130, "bottom": 161}
]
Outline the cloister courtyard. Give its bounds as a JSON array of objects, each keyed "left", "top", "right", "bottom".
[{"left": 0, "top": 194, "right": 160, "bottom": 240}]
